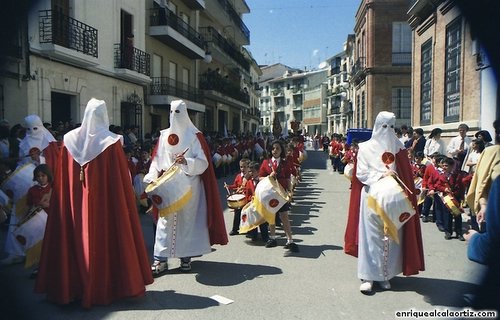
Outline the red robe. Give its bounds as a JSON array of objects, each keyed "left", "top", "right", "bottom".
[
  {"left": 35, "top": 142, "right": 153, "bottom": 308},
  {"left": 197, "top": 133, "right": 229, "bottom": 246},
  {"left": 344, "top": 149, "right": 425, "bottom": 276}
]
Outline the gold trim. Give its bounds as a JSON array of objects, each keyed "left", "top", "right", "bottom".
[
  {"left": 158, "top": 188, "right": 193, "bottom": 217},
  {"left": 252, "top": 197, "right": 276, "bottom": 225},
  {"left": 367, "top": 195, "right": 399, "bottom": 244}
]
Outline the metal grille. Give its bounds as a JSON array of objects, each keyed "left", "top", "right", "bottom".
[
  {"left": 114, "top": 44, "right": 150, "bottom": 76},
  {"left": 39, "top": 10, "right": 98, "bottom": 58}
]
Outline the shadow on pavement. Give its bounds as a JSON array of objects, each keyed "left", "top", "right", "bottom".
[
  {"left": 194, "top": 260, "right": 282, "bottom": 286},
  {"left": 283, "top": 244, "right": 343, "bottom": 259},
  {"left": 390, "top": 276, "right": 479, "bottom": 308}
]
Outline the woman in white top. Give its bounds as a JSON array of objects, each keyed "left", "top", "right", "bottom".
[{"left": 424, "top": 128, "right": 446, "bottom": 157}]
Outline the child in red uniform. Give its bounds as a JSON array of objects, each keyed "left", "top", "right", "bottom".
[
  {"left": 429, "top": 157, "right": 467, "bottom": 240},
  {"left": 245, "top": 161, "right": 270, "bottom": 242},
  {"left": 259, "top": 140, "right": 298, "bottom": 252},
  {"left": 26, "top": 164, "right": 53, "bottom": 277},
  {"left": 225, "top": 158, "right": 250, "bottom": 235}
]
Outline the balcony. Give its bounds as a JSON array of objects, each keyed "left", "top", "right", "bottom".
[
  {"left": 215, "top": 0, "right": 250, "bottom": 44},
  {"left": 199, "top": 72, "right": 249, "bottom": 105},
  {"left": 351, "top": 57, "right": 366, "bottom": 84},
  {"left": 149, "top": 76, "right": 204, "bottom": 110},
  {"left": 200, "top": 27, "right": 249, "bottom": 72},
  {"left": 149, "top": 8, "right": 205, "bottom": 59},
  {"left": 38, "top": 10, "right": 98, "bottom": 67},
  {"left": 114, "top": 44, "right": 151, "bottom": 83}
]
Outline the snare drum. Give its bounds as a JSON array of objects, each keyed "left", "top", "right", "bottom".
[
  {"left": 343, "top": 163, "right": 354, "bottom": 180},
  {"left": 1, "top": 163, "right": 36, "bottom": 202},
  {"left": 367, "top": 176, "right": 415, "bottom": 243},
  {"left": 1, "top": 163, "right": 36, "bottom": 217},
  {"left": 253, "top": 176, "right": 290, "bottom": 225},
  {"left": 145, "top": 165, "right": 192, "bottom": 217},
  {"left": 239, "top": 202, "right": 265, "bottom": 234},
  {"left": 13, "top": 207, "right": 47, "bottom": 268},
  {"left": 227, "top": 194, "right": 247, "bottom": 209},
  {"left": 442, "top": 194, "right": 463, "bottom": 216}
]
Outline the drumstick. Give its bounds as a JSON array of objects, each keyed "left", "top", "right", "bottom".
[
  {"left": 166, "top": 147, "right": 190, "bottom": 172},
  {"left": 224, "top": 182, "right": 231, "bottom": 195},
  {"left": 385, "top": 165, "right": 413, "bottom": 195}
]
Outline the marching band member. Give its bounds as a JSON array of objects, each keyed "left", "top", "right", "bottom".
[
  {"left": 225, "top": 158, "right": 250, "bottom": 236},
  {"left": 245, "top": 161, "right": 269, "bottom": 243},
  {"left": 345, "top": 111, "right": 424, "bottom": 294},
  {"left": 259, "top": 140, "right": 298, "bottom": 252},
  {"left": 144, "top": 100, "right": 227, "bottom": 275}
]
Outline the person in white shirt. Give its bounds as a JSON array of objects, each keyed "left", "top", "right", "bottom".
[
  {"left": 424, "top": 128, "right": 446, "bottom": 157},
  {"left": 446, "top": 123, "right": 472, "bottom": 170}
]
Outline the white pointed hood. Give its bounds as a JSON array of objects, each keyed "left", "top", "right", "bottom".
[
  {"left": 19, "top": 114, "right": 56, "bottom": 156},
  {"left": 64, "top": 98, "right": 122, "bottom": 166},
  {"left": 358, "top": 111, "right": 404, "bottom": 171}
]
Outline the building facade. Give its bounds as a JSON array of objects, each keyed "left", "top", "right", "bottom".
[
  {"left": 408, "top": 0, "right": 496, "bottom": 137},
  {"left": 351, "top": 0, "right": 412, "bottom": 129}
]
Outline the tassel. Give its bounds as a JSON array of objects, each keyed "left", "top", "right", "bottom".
[{"left": 80, "top": 166, "right": 84, "bottom": 182}]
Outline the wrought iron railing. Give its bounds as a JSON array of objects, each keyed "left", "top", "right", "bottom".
[
  {"left": 150, "top": 76, "right": 203, "bottom": 103},
  {"left": 39, "top": 10, "right": 98, "bottom": 58},
  {"left": 114, "top": 44, "right": 150, "bottom": 76},
  {"left": 351, "top": 57, "right": 366, "bottom": 78},
  {"left": 200, "top": 27, "right": 249, "bottom": 71},
  {"left": 199, "top": 72, "right": 249, "bottom": 104},
  {"left": 149, "top": 8, "right": 204, "bottom": 49},
  {"left": 216, "top": 0, "right": 250, "bottom": 42}
]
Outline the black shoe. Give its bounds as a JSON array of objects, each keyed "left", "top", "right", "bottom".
[
  {"left": 284, "top": 242, "right": 299, "bottom": 252},
  {"left": 438, "top": 225, "right": 445, "bottom": 232},
  {"left": 458, "top": 234, "right": 465, "bottom": 241},
  {"left": 444, "top": 232, "right": 452, "bottom": 240},
  {"left": 265, "top": 239, "right": 277, "bottom": 248},
  {"left": 422, "top": 216, "right": 429, "bottom": 223},
  {"left": 180, "top": 258, "right": 192, "bottom": 272},
  {"left": 229, "top": 230, "right": 239, "bottom": 236}
]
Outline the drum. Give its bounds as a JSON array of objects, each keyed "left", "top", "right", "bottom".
[
  {"left": 14, "top": 207, "right": 48, "bottom": 268},
  {"left": 145, "top": 165, "right": 192, "bottom": 217},
  {"left": 442, "top": 194, "right": 463, "bottom": 216},
  {"left": 1, "top": 163, "right": 36, "bottom": 202},
  {"left": 239, "top": 202, "right": 265, "bottom": 234},
  {"left": 343, "top": 163, "right": 354, "bottom": 180},
  {"left": 227, "top": 193, "right": 247, "bottom": 209},
  {"left": 1, "top": 163, "right": 36, "bottom": 217},
  {"left": 413, "top": 177, "right": 425, "bottom": 205},
  {"left": 367, "top": 176, "right": 415, "bottom": 243},
  {"left": 253, "top": 176, "right": 290, "bottom": 225},
  {"left": 212, "top": 153, "right": 222, "bottom": 168}
]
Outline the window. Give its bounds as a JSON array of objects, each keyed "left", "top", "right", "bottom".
[
  {"left": 392, "top": 22, "right": 412, "bottom": 65},
  {"left": 392, "top": 87, "right": 411, "bottom": 123},
  {"left": 444, "top": 19, "right": 461, "bottom": 122},
  {"left": 420, "top": 39, "right": 432, "bottom": 125}
]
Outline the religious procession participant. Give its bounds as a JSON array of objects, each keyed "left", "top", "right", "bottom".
[
  {"left": 35, "top": 98, "right": 153, "bottom": 308},
  {"left": 144, "top": 100, "right": 227, "bottom": 275},
  {"left": 344, "top": 111, "right": 425, "bottom": 294}
]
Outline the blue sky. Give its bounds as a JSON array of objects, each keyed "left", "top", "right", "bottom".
[{"left": 244, "top": 0, "right": 360, "bottom": 70}]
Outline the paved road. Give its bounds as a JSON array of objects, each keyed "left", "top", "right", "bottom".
[{"left": 0, "top": 150, "right": 482, "bottom": 320}]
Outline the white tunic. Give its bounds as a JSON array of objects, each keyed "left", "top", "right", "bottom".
[
  {"left": 356, "top": 143, "right": 403, "bottom": 281},
  {"left": 146, "top": 132, "right": 211, "bottom": 259}
]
